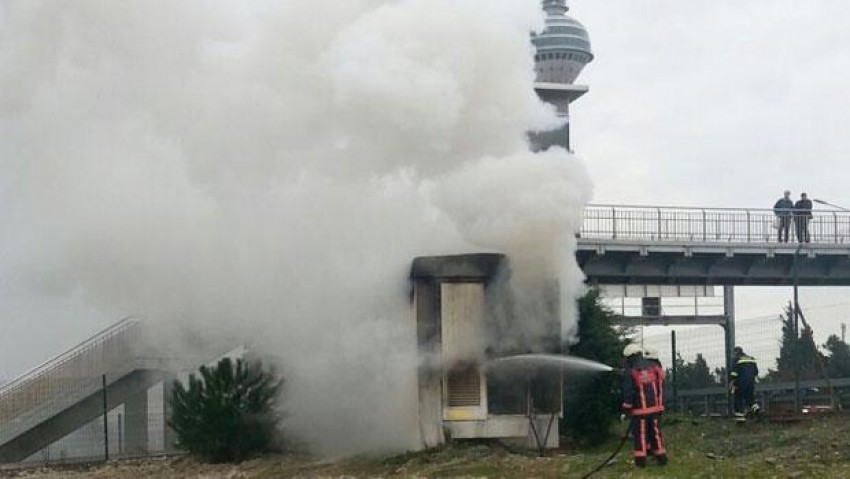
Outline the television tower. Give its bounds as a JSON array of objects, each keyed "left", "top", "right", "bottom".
[{"left": 530, "top": 0, "right": 594, "bottom": 152}]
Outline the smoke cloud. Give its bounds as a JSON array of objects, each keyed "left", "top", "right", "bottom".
[{"left": 0, "top": 0, "right": 591, "bottom": 455}]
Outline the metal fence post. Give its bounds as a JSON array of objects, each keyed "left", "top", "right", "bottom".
[
  {"left": 671, "top": 330, "right": 678, "bottom": 411},
  {"left": 118, "top": 412, "right": 123, "bottom": 457},
  {"left": 102, "top": 374, "right": 109, "bottom": 461}
]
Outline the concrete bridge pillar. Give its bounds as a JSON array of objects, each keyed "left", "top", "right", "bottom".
[
  {"left": 161, "top": 374, "right": 181, "bottom": 453},
  {"left": 123, "top": 386, "right": 149, "bottom": 456}
]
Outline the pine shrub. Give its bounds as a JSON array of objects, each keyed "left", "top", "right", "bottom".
[{"left": 169, "top": 357, "right": 283, "bottom": 463}]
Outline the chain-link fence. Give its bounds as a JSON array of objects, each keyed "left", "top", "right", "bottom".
[{"left": 633, "top": 302, "right": 850, "bottom": 417}]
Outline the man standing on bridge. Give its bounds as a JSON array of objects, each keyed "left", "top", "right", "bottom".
[
  {"left": 794, "top": 192, "right": 813, "bottom": 243},
  {"left": 773, "top": 190, "right": 793, "bottom": 242},
  {"left": 729, "top": 346, "right": 759, "bottom": 423}
]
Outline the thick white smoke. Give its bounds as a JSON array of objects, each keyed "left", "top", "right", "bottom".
[{"left": 0, "top": 0, "right": 591, "bottom": 455}]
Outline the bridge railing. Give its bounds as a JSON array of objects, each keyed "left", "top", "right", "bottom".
[{"left": 581, "top": 205, "right": 850, "bottom": 244}]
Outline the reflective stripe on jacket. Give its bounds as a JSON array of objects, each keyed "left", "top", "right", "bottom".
[{"left": 649, "top": 359, "right": 666, "bottom": 412}]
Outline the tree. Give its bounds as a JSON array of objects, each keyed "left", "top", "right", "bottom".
[
  {"left": 169, "top": 357, "right": 283, "bottom": 463},
  {"left": 770, "top": 303, "right": 826, "bottom": 382},
  {"left": 562, "top": 288, "right": 630, "bottom": 446},
  {"left": 670, "top": 353, "right": 719, "bottom": 390},
  {"left": 824, "top": 334, "right": 850, "bottom": 379}
]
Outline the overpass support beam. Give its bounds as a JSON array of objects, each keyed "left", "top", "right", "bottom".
[
  {"left": 123, "top": 384, "right": 149, "bottom": 457},
  {"left": 162, "top": 375, "right": 179, "bottom": 453},
  {"left": 723, "top": 285, "right": 736, "bottom": 415}
]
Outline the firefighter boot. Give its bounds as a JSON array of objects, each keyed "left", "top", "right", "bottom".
[
  {"left": 655, "top": 453, "right": 669, "bottom": 466},
  {"left": 635, "top": 457, "right": 647, "bottom": 468}
]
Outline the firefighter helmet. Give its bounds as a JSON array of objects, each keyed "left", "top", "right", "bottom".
[
  {"left": 623, "top": 344, "right": 643, "bottom": 358},
  {"left": 644, "top": 347, "right": 659, "bottom": 360}
]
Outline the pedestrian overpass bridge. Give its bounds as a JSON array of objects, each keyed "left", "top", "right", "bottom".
[
  {"left": 2, "top": 203, "right": 849, "bottom": 465},
  {"left": 0, "top": 318, "right": 226, "bottom": 464},
  {"left": 577, "top": 204, "right": 850, "bottom": 401},
  {"left": 578, "top": 204, "right": 850, "bottom": 286}
]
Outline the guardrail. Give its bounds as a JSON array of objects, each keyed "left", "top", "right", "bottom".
[
  {"left": 675, "top": 377, "right": 850, "bottom": 416},
  {"left": 581, "top": 205, "right": 850, "bottom": 244}
]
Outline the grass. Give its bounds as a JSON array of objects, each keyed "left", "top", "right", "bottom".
[
  {"left": 261, "top": 413, "right": 850, "bottom": 478},
  {"left": 557, "top": 413, "right": 850, "bottom": 478},
  {"left": 10, "top": 414, "right": 850, "bottom": 478}
]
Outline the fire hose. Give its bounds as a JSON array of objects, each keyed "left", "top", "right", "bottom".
[{"left": 580, "top": 421, "right": 631, "bottom": 479}]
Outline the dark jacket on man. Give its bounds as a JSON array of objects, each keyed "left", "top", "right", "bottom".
[
  {"left": 730, "top": 353, "right": 759, "bottom": 388},
  {"left": 774, "top": 197, "right": 794, "bottom": 216},
  {"left": 794, "top": 198, "right": 813, "bottom": 218}
]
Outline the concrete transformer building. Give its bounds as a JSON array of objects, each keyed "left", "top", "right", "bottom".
[
  {"left": 410, "top": 255, "right": 561, "bottom": 450},
  {"left": 409, "top": 0, "right": 593, "bottom": 450}
]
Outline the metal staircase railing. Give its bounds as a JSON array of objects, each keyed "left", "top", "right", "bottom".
[
  {"left": 581, "top": 204, "right": 850, "bottom": 244},
  {"left": 0, "top": 318, "right": 141, "bottom": 446}
]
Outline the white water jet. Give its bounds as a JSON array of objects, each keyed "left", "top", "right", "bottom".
[{"left": 488, "top": 354, "right": 614, "bottom": 374}]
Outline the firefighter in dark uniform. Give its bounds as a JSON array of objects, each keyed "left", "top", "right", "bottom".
[
  {"left": 622, "top": 344, "right": 668, "bottom": 468},
  {"left": 729, "top": 346, "right": 759, "bottom": 423}
]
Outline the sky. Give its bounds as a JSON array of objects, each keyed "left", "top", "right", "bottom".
[
  {"left": 573, "top": 0, "right": 850, "bottom": 208},
  {"left": 2, "top": 0, "right": 850, "bottom": 381}
]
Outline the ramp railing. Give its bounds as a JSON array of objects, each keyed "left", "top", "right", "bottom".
[
  {"left": 0, "top": 318, "right": 140, "bottom": 446},
  {"left": 581, "top": 204, "right": 850, "bottom": 244}
]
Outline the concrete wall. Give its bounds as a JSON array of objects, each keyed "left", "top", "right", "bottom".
[{"left": 413, "top": 279, "right": 445, "bottom": 449}]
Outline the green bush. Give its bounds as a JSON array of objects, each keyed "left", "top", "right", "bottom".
[{"left": 169, "top": 357, "right": 283, "bottom": 463}]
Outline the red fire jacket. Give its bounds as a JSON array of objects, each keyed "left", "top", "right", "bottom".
[{"left": 622, "top": 357, "right": 665, "bottom": 416}]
